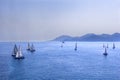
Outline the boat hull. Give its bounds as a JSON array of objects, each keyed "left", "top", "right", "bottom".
[
  {"left": 103, "top": 53, "right": 108, "bottom": 56},
  {"left": 30, "top": 50, "right": 35, "bottom": 52},
  {"left": 15, "top": 56, "right": 25, "bottom": 59}
]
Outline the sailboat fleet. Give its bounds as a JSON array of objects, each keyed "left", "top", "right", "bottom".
[
  {"left": 12, "top": 43, "right": 36, "bottom": 59},
  {"left": 102, "top": 43, "right": 116, "bottom": 56},
  {"left": 27, "top": 43, "right": 35, "bottom": 52},
  {"left": 11, "top": 42, "right": 116, "bottom": 59}
]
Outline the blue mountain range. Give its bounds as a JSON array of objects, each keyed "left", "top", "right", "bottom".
[{"left": 54, "top": 33, "right": 120, "bottom": 41}]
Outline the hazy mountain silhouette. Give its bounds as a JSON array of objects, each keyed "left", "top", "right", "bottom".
[{"left": 54, "top": 33, "right": 120, "bottom": 41}]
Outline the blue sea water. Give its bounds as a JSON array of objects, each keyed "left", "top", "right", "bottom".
[{"left": 0, "top": 41, "right": 120, "bottom": 80}]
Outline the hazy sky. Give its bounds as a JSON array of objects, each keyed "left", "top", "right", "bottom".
[{"left": 0, "top": 0, "right": 120, "bottom": 41}]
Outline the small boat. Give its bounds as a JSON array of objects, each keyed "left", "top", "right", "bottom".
[
  {"left": 113, "top": 43, "right": 115, "bottom": 49},
  {"left": 74, "top": 42, "right": 77, "bottom": 51},
  {"left": 27, "top": 42, "right": 31, "bottom": 50},
  {"left": 103, "top": 48, "right": 108, "bottom": 56},
  {"left": 15, "top": 45, "right": 24, "bottom": 59},
  {"left": 12, "top": 44, "right": 18, "bottom": 57},
  {"left": 30, "top": 44, "right": 35, "bottom": 52}
]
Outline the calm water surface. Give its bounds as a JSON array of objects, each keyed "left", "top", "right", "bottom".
[{"left": 0, "top": 42, "right": 120, "bottom": 80}]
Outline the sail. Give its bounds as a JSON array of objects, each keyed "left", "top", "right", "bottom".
[
  {"left": 31, "top": 44, "right": 34, "bottom": 50},
  {"left": 14, "top": 45, "right": 24, "bottom": 59},
  {"left": 12, "top": 44, "right": 18, "bottom": 56},
  {"left": 27, "top": 43, "right": 31, "bottom": 50},
  {"left": 31, "top": 44, "right": 35, "bottom": 50},
  {"left": 30, "top": 44, "right": 35, "bottom": 52},
  {"left": 14, "top": 44, "right": 18, "bottom": 53},
  {"left": 19, "top": 46, "right": 23, "bottom": 57},
  {"left": 15, "top": 51, "right": 19, "bottom": 58},
  {"left": 113, "top": 43, "right": 115, "bottom": 49}
]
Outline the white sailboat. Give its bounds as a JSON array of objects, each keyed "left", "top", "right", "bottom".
[{"left": 15, "top": 45, "right": 24, "bottom": 59}]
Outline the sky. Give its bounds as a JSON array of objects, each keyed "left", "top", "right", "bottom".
[{"left": 0, "top": 0, "right": 120, "bottom": 41}]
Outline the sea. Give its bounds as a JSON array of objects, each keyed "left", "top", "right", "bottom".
[{"left": 0, "top": 41, "right": 120, "bottom": 80}]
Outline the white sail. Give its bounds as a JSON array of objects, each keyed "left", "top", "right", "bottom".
[
  {"left": 19, "top": 46, "right": 23, "bottom": 57},
  {"left": 15, "top": 51, "right": 19, "bottom": 58}
]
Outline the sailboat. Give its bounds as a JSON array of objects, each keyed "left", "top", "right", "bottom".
[
  {"left": 113, "top": 43, "right": 115, "bottom": 49},
  {"left": 74, "top": 42, "right": 77, "bottom": 51},
  {"left": 103, "top": 48, "right": 108, "bottom": 56},
  {"left": 30, "top": 44, "right": 35, "bottom": 52},
  {"left": 12, "top": 44, "right": 18, "bottom": 57},
  {"left": 15, "top": 45, "right": 24, "bottom": 59},
  {"left": 27, "top": 42, "right": 31, "bottom": 51}
]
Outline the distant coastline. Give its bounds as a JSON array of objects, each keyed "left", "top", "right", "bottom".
[{"left": 53, "top": 33, "right": 120, "bottom": 42}]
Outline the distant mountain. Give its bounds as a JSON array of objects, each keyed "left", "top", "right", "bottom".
[
  {"left": 54, "top": 35, "right": 73, "bottom": 41},
  {"left": 53, "top": 33, "right": 120, "bottom": 41}
]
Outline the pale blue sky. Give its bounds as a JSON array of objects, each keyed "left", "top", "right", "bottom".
[{"left": 0, "top": 0, "right": 120, "bottom": 41}]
